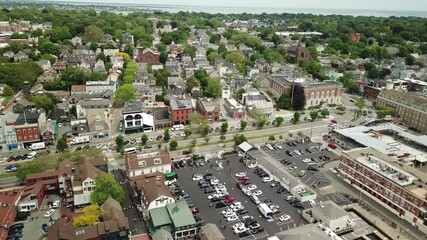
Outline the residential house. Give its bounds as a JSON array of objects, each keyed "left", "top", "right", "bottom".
[
  {"left": 147, "top": 201, "right": 198, "bottom": 239},
  {"left": 36, "top": 59, "right": 52, "bottom": 71},
  {"left": 93, "top": 59, "right": 107, "bottom": 74},
  {"left": 195, "top": 98, "right": 220, "bottom": 123},
  {"left": 103, "top": 48, "right": 120, "bottom": 57},
  {"left": 122, "top": 100, "right": 154, "bottom": 134},
  {"left": 122, "top": 32, "right": 134, "bottom": 46},
  {"left": 71, "top": 36, "right": 82, "bottom": 46},
  {"left": 169, "top": 99, "right": 192, "bottom": 125},
  {"left": 125, "top": 149, "right": 172, "bottom": 178},
  {"left": 40, "top": 119, "right": 57, "bottom": 145},
  {"left": 131, "top": 172, "right": 175, "bottom": 215},
  {"left": 48, "top": 197, "right": 130, "bottom": 240},
  {"left": 0, "top": 189, "right": 23, "bottom": 240},
  {"left": 167, "top": 77, "right": 185, "bottom": 98},
  {"left": 224, "top": 98, "right": 247, "bottom": 120},
  {"left": 86, "top": 80, "right": 116, "bottom": 94},
  {"left": 13, "top": 51, "right": 29, "bottom": 62},
  {"left": 17, "top": 181, "right": 48, "bottom": 212},
  {"left": 137, "top": 48, "right": 160, "bottom": 64},
  {"left": 71, "top": 85, "right": 86, "bottom": 95},
  {"left": 256, "top": 59, "right": 271, "bottom": 73},
  {"left": 133, "top": 84, "right": 156, "bottom": 106},
  {"left": 250, "top": 101, "right": 274, "bottom": 117},
  {"left": 37, "top": 69, "right": 57, "bottom": 83},
  {"left": 242, "top": 91, "right": 267, "bottom": 106},
  {"left": 110, "top": 56, "right": 124, "bottom": 69}
]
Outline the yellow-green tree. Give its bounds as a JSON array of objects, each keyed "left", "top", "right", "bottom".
[{"left": 72, "top": 204, "right": 103, "bottom": 228}]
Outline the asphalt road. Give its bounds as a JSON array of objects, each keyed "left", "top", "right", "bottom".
[{"left": 174, "top": 154, "right": 307, "bottom": 240}]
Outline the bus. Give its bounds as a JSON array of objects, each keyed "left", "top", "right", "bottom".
[
  {"left": 124, "top": 147, "right": 137, "bottom": 154},
  {"left": 258, "top": 203, "right": 273, "bottom": 221},
  {"left": 171, "top": 124, "right": 185, "bottom": 131}
]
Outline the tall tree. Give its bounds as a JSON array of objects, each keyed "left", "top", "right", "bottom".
[
  {"left": 275, "top": 116, "right": 284, "bottom": 126},
  {"left": 240, "top": 120, "right": 248, "bottom": 130},
  {"left": 220, "top": 122, "right": 228, "bottom": 133},
  {"left": 205, "top": 78, "right": 221, "bottom": 97},
  {"left": 56, "top": 138, "right": 68, "bottom": 152},
  {"left": 83, "top": 25, "right": 104, "bottom": 43},
  {"left": 141, "top": 134, "right": 148, "bottom": 145},
  {"left": 73, "top": 204, "right": 103, "bottom": 228},
  {"left": 169, "top": 140, "right": 178, "bottom": 150},
  {"left": 163, "top": 129, "right": 171, "bottom": 142},
  {"left": 293, "top": 111, "right": 301, "bottom": 124},
  {"left": 310, "top": 111, "right": 318, "bottom": 121},
  {"left": 115, "top": 135, "right": 124, "bottom": 152},
  {"left": 91, "top": 174, "right": 124, "bottom": 205},
  {"left": 114, "top": 84, "right": 135, "bottom": 105}
]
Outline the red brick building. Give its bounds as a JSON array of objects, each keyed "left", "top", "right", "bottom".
[
  {"left": 195, "top": 98, "right": 220, "bottom": 123},
  {"left": 15, "top": 123, "right": 40, "bottom": 145},
  {"left": 339, "top": 148, "right": 427, "bottom": 234},
  {"left": 137, "top": 48, "right": 160, "bottom": 64},
  {"left": 169, "top": 99, "right": 192, "bottom": 125},
  {"left": 287, "top": 39, "right": 311, "bottom": 64},
  {"left": 350, "top": 33, "right": 361, "bottom": 42},
  {"left": 363, "top": 85, "right": 381, "bottom": 100}
]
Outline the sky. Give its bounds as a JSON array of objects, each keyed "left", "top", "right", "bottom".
[{"left": 50, "top": 0, "right": 427, "bottom": 12}]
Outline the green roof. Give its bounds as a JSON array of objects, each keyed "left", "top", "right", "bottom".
[
  {"left": 149, "top": 207, "right": 172, "bottom": 228},
  {"left": 166, "top": 200, "right": 196, "bottom": 228}
]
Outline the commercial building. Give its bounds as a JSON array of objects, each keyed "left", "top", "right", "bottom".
[
  {"left": 169, "top": 99, "right": 192, "bottom": 125},
  {"left": 0, "top": 189, "right": 23, "bottom": 240},
  {"left": 310, "top": 201, "right": 352, "bottom": 234},
  {"left": 195, "top": 98, "right": 220, "bottom": 123},
  {"left": 137, "top": 48, "right": 160, "bottom": 65},
  {"left": 122, "top": 100, "right": 154, "bottom": 134},
  {"left": 376, "top": 90, "right": 427, "bottom": 133},
  {"left": 339, "top": 147, "right": 427, "bottom": 234},
  {"left": 273, "top": 223, "right": 336, "bottom": 240},
  {"left": 125, "top": 149, "right": 172, "bottom": 179},
  {"left": 223, "top": 98, "right": 247, "bottom": 120}
]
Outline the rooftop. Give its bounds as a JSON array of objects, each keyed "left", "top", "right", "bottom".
[
  {"left": 165, "top": 200, "right": 196, "bottom": 228},
  {"left": 149, "top": 207, "right": 172, "bottom": 228},
  {"left": 379, "top": 89, "right": 427, "bottom": 111},
  {"left": 123, "top": 100, "right": 144, "bottom": 114},
  {"left": 312, "top": 200, "right": 349, "bottom": 220},
  {"left": 0, "top": 188, "right": 22, "bottom": 239},
  {"left": 169, "top": 99, "right": 191, "bottom": 110},
  {"left": 126, "top": 149, "right": 171, "bottom": 171},
  {"left": 198, "top": 98, "right": 220, "bottom": 112},
  {"left": 275, "top": 223, "right": 333, "bottom": 240}
]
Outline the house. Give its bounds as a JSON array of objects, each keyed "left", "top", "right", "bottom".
[
  {"left": 122, "top": 100, "right": 154, "bottom": 134},
  {"left": 147, "top": 201, "right": 198, "bottom": 239},
  {"left": 169, "top": 99, "right": 192, "bottom": 125},
  {"left": 71, "top": 36, "right": 82, "bottom": 46},
  {"left": 40, "top": 119, "right": 57, "bottom": 145},
  {"left": 131, "top": 172, "right": 175, "bottom": 215},
  {"left": 15, "top": 111, "right": 46, "bottom": 148},
  {"left": 86, "top": 108, "right": 109, "bottom": 139},
  {"left": 103, "top": 48, "right": 120, "bottom": 57},
  {"left": 37, "top": 69, "right": 58, "bottom": 83},
  {"left": 221, "top": 85, "right": 231, "bottom": 99},
  {"left": 224, "top": 98, "right": 247, "bottom": 120},
  {"left": 125, "top": 149, "right": 172, "bottom": 178},
  {"left": 85, "top": 80, "right": 116, "bottom": 94},
  {"left": 93, "top": 59, "right": 107, "bottom": 74},
  {"left": 138, "top": 48, "right": 160, "bottom": 64},
  {"left": 0, "top": 189, "right": 23, "bottom": 240},
  {"left": 17, "top": 181, "right": 47, "bottom": 212},
  {"left": 48, "top": 197, "right": 130, "bottom": 240},
  {"left": 122, "top": 32, "right": 134, "bottom": 45},
  {"left": 36, "top": 59, "right": 52, "bottom": 71},
  {"left": 110, "top": 56, "right": 124, "bottom": 69},
  {"left": 200, "top": 224, "right": 225, "bottom": 240},
  {"left": 242, "top": 91, "right": 267, "bottom": 106},
  {"left": 195, "top": 98, "right": 220, "bottom": 123},
  {"left": 310, "top": 200, "right": 353, "bottom": 234},
  {"left": 250, "top": 101, "right": 274, "bottom": 117},
  {"left": 133, "top": 84, "right": 156, "bottom": 106},
  {"left": 13, "top": 51, "right": 29, "bottom": 62}
]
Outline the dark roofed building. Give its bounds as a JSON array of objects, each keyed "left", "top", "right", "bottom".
[
  {"left": 287, "top": 39, "right": 311, "bottom": 64},
  {"left": 169, "top": 99, "right": 192, "bottom": 125}
]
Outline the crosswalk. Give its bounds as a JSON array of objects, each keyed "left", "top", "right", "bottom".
[{"left": 204, "top": 153, "right": 220, "bottom": 160}]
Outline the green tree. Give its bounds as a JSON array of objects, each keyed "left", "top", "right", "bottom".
[
  {"left": 186, "top": 77, "right": 200, "bottom": 93},
  {"left": 189, "top": 112, "right": 209, "bottom": 134},
  {"left": 91, "top": 174, "right": 125, "bottom": 205},
  {"left": 257, "top": 118, "right": 267, "bottom": 128},
  {"left": 204, "top": 137, "right": 210, "bottom": 143},
  {"left": 169, "top": 140, "right": 178, "bottom": 150},
  {"left": 277, "top": 93, "right": 292, "bottom": 109},
  {"left": 201, "top": 125, "right": 210, "bottom": 136},
  {"left": 288, "top": 132, "right": 293, "bottom": 138},
  {"left": 32, "top": 93, "right": 55, "bottom": 112},
  {"left": 204, "top": 77, "right": 221, "bottom": 97},
  {"left": 275, "top": 116, "right": 284, "bottom": 126},
  {"left": 115, "top": 135, "right": 124, "bottom": 152},
  {"left": 83, "top": 25, "right": 104, "bottom": 43},
  {"left": 220, "top": 134, "right": 226, "bottom": 141},
  {"left": 268, "top": 135, "right": 275, "bottom": 141},
  {"left": 2, "top": 85, "right": 14, "bottom": 96},
  {"left": 405, "top": 55, "right": 415, "bottom": 66},
  {"left": 7, "top": 42, "right": 24, "bottom": 53},
  {"left": 320, "top": 108, "right": 330, "bottom": 118},
  {"left": 162, "top": 129, "right": 170, "bottom": 143},
  {"left": 293, "top": 111, "right": 301, "bottom": 124},
  {"left": 38, "top": 41, "right": 60, "bottom": 56},
  {"left": 41, "top": 53, "right": 56, "bottom": 65},
  {"left": 73, "top": 204, "right": 103, "bottom": 228},
  {"left": 114, "top": 84, "right": 135, "bottom": 105},
  {"left": 236, "top": 88, "right": 246, "bottom": 101},
  {"left": 220, "top": 122, "right": 228, "bottom": 133},
  {"left": 240, "top": 120, "right": 248, "bottom": 130},
  {"left": 233, "top": 134, "right": 247, "bottom": 146},
  {"left": 183, "top": 128, "right": 192, "bottom": 138},
  {"left": 56, "top": 138, "right": 68, "bottom": 152},
  {"left": 16, "top": 161, "right": 45, "bottom": 181},
  {"left": 310, "top": 111, "right": 318, "bottom": 121},
  {"left": 141, "top": 134, "right": 148, "bottom": 145},
  {"left": 297, "top": 131, "right": 304, "bottom": 137}
]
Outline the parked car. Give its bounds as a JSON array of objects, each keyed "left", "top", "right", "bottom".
[
  {"left": 14, "top": 212, "right": 28, "bottom": 221},
  {"left": 215, "top": 201, "right": 226, "bottom": 208},
  {"left": 262, "top": 177, "right": 273, "bottom": 183},
  {"left": 329, "top": 168, "right": 338, "bottom": 174},
  {"left": 224, "top": 196, "right": 236, "bottom": 203},
  {"left": 327, "top": 143, "right": 337, "bottom": 149},
  {"left": 52, "top": 200, "right": 60, "bottom": 208},
  {"left": 279, "top": 215, "right": 291, "bottom": 222},
  {"left": 42, "top": 223, "right": 49, "bottom": 232},
  {"left": 44, "top": 209, "right": 55, "bottom": 218}
]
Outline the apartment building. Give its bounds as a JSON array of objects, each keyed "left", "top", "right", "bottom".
[
  {"left": 376, "top": 90, "right": 427, "bottom": 133},
  {"left": 339, "top": 148, "right": 427, "bottom": 234},
  {"left": 125, "top": 149, "right": 172, "bottom": 179}
]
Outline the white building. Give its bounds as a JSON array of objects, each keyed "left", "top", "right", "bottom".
[
  {"left": 122, "top": 101, "right": 154, "bottom": 134},
  {"left": 311, "top": 201, "right": 352, "bottom": 234},
  {"left": 125, "top": 149, "right": 172, "bottom": 178}
]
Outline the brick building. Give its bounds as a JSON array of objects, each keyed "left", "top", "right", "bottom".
[
  {"left": 169, "top": 99, "right": 192, "bottom": 125},
  {"left": 363, "top": 85, "right": 382, "bottom": 100},
  {"left": 376, "top": 90, "right": 427, "bottom": 133},
  {"left": 137, "top": 48, "right": 160, "bottom": 65},
  {"left": 0, "top": 189, "right": 23, "bottom": 240},
  {"left": 339, "top": 148, "right": 427, "bottom": 234},
  {"left": 287, "top": 39, "right": 311, "bottom": 64},
  {"left": 195, "top": 98, "right": 220, "bottom": 123}
]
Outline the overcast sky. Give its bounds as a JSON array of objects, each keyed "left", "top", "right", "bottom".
[{"left": 53, "top": 0, "right": 427, "bottom": 12}]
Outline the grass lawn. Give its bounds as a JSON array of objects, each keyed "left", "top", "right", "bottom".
[{"left": 1, "top": 95, "right": 14, "bottom": 106}]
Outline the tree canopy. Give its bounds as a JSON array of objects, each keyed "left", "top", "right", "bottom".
[
  {"left": 114, "top": 84, "right": 135, "bottom": 105},
  {"left": 91, "top": 174, "right": 125, "bottom": 205}
]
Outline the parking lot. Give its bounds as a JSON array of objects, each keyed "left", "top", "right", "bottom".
[
  {"left": 261, "top": 141, "right": 334, "bottom": 189},
  {"left": 174, "top": 155, "right": 308, "bottom": 240}
]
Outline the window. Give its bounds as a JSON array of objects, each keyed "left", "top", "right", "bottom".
[
  {"left": 29, "top": 135, "right": 33, "bottom": 140},
  {"left": 23, "top": 129, "right": 26, "bottom": 134},
  {"left": 28, "top": 129, "right": 32, "bottom": 133},
  {"left": 154, "top": 158, "right": 162, "bottom": 165},
  {"left": 34, "top": 128, "right": 37, "bottom": 133},
  {"left": 17, "top": 130, "right": 21, "bottom": 134}
]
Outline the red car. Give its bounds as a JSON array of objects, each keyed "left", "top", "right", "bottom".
[
  {"left": 328, "top": 143, "right": 337, "bottom": 149},
  {"left": 224, "top": 196, "right": 236, "bottom": 203},
  {"left": 238, "top": 176, "right": 250, "bottom": 181},
  {"left": 191, "top": 208, "right": 200, "bottom": 214}
]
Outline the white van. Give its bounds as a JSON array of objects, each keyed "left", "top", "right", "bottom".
[
  {"left": 27, "top": 151, "right": 37, "bottom": 159},
  {"left": 250, "top": 194, "right": 261, "bottom": 204}
]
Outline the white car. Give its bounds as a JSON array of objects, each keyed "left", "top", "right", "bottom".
[
  {"left": 217, "top": 143, "right": 224, "bottom": 147},
  {"left": 279, "top": 215, "right": 291, "bottom": 222},
  {"left": 275, "top": 144, "right": 283, "bottom": 149},
  {"left": 230, "top": 202, "right": 242, "bottom": 208},
  {"left": 233, "top": 225, "right": 248, "bottom": 234},
  {"left": 44, "top": 209, "right": 55, "bottom": 218},
  {"left": 222, "top": 208, "right": 234, "bottom": 216},
  {"left": 192, "top": 175, "right": 203, "bottom": 181},
  {"left": 329, "top": 168, "right": 338, "bottom": 173},
  {"left": 232, "top": 205, "right": 244, "bottom": 212},
  {"left": 266, "top": 144, "right": 274, "bottom": 150},
  {"left": 302, "top": 158, "right": 312, "bottom": 163},
  {"left": 0, "top": 157, "right": 6, "bottom": 163},
  {"left": 227, "top": 215, "right": 239, "bottom": 222},
  {"left": 207, "top": 194, "right": 220, "bottom": 200},
  {"left": 247, "top": 185, "right": 257, "bottom": 191},
  {"left": 210, "top": 179, "right": 219, "bottom": 185},
  {"left": 262, "top": 177, "right": 273, "bottom": 183},
  {"left": 235, "top": 172, "right": 247, "bottom": 177},
  {"left": 242, "top": 188, "right": 252, "bottom": 196},
  {"left": 247, "top": 163, "right": 257, "bottom": 169},
  {"left": 52, "top": 200, "right": 60, "bottom": 208},
  {"left": 252, "top": 190, "right": 263, "bottom": 196},
  {"left": 232, "top": 222, "right": 245, "bottom": 230},
  {"left": 289, "top": 166, "right": 297, "bottom": 170}
]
